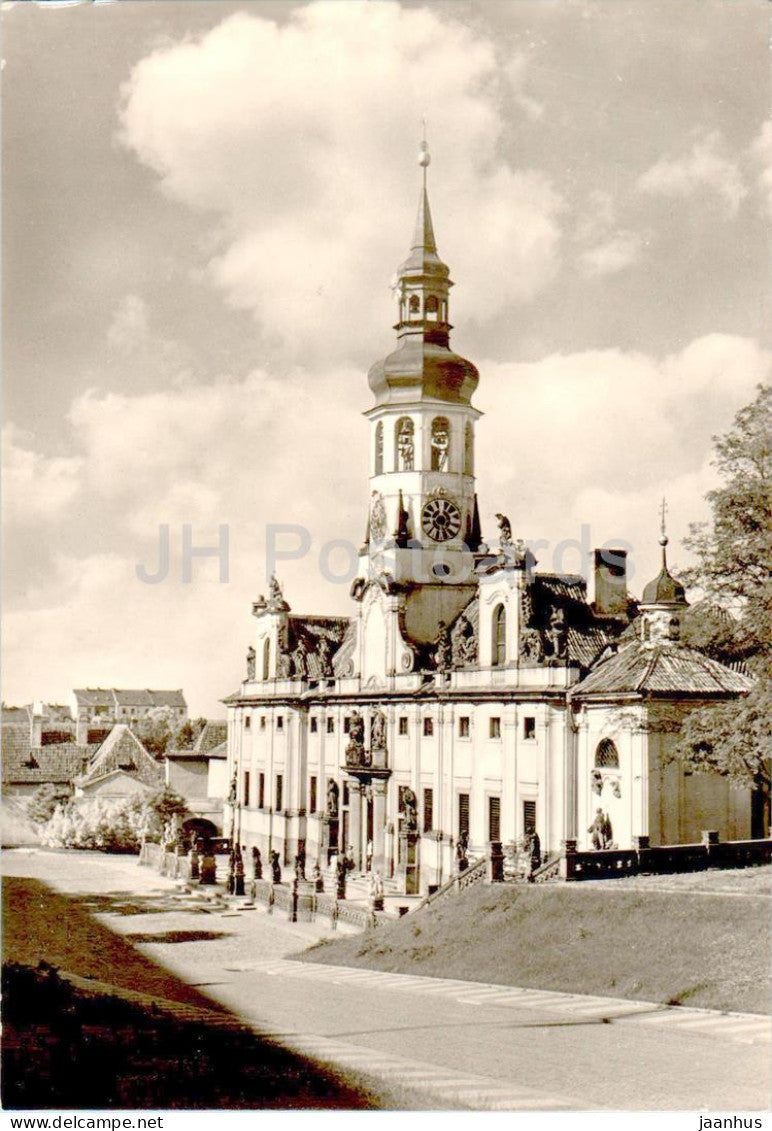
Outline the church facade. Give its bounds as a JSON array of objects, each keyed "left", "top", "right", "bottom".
[{"left": 224, "top": 147, "right": 753, "bottom": 891}]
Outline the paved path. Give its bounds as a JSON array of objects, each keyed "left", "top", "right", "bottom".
[{"left": 4, "top": 849, "right": 770, "bottom": 1111}]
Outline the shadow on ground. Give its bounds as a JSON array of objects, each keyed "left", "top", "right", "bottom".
[{"left": 1, "top": 876, "right": 415, "bottom": 1110}]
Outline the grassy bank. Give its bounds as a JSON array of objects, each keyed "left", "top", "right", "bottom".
[{"left": 300, "top": 873, "right": 772, "bottom": 1015}]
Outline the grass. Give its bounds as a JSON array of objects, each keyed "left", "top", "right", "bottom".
[
  {"left": 300, "top": 869, "right": 772, "bottom": 1015},
  {"left": 1, "top": 875, "right": 442, "bottom": 1110}
]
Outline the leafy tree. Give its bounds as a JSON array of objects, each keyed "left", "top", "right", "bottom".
[
  {"left": 26, "top": 784, "right": 72, "bottom": 825},
  {"left": 136, "top": 706, "right": 178, "bottom": 756},
  {"left": 676, "top": 384, "right": 771, "bottom": 831}
]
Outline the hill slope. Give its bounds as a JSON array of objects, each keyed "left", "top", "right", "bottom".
[{"left": 300, "top": 875, "right": 772, "bottom": 1015}]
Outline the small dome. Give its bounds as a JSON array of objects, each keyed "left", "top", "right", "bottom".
[{"left": 641, "top": 566, "right": 687, "bottom": 607}]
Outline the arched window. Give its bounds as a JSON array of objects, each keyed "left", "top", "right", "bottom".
[
  {"left": 374, "top": 421, "right": 383, "bottom": 475},
  {"left": 395, "top": 417, "right": 414, "bottom": 470},
  {"left": 595, "top": 739, "right": 619, "bottom": 768},
  {"left": 431, "top": 416, "right": 450, "bottom": 471},
  {"left": 425, "top": 294, "right": 439, "bottom": 321},
  {"left": 262, "top": 638, "right": 271, "bottom": 681},
  {"left": 464, "top": 421, "right": 473, "bottom": 476},
  {"left": 492, "top": 604, "right": 506, "bottom": 667},
  {"left": 409, "top": 294, "right": 420, "bottom": 316}
]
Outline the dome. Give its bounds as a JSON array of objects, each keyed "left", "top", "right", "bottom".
[
  {"left": 368, "top": 336, "right": 479, "bottom": 406},
  {"left": 641, "top": 565, "right": 687, "bottom": 607}
]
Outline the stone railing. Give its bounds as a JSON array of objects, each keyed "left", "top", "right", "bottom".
[
  {"left": 559, "top": 834, "right": 772, "bottom": 882},
  {"left": 415, "top": 855, "right": 487, "bottom": 911}
]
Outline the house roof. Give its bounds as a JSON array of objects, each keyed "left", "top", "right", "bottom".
[
  {"left": 2, "top": 742, "right": 97, "bottom": 785},
  {"left": 571, "top": 641, "right": 754, "bottom": 700},
  {"left": 73, "top": 689, "right": 114, "bottom": 708},
  {"left": 194, "top": 720, "right": 227, "bottom": 753},
  {"left": 77, "top": 725, "right": 163, "bottom": 789},
  {"left": 2, "top": 706, "right": 29, "bottom": 727},
  {"left": 206, "top": 740, "right": 227, "bottom": 760},
  {"left": 73, "top": 688, "right": 187, "bottom": 710}
]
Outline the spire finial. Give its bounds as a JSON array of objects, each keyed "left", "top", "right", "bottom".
[
  {"left": 419, "top": 119, "right": 430, "bottom": 188},
  {"left": 659, "top": 496, "right": 669, "bottom": 568}
]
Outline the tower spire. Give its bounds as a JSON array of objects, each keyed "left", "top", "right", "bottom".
[{"left": 659, "top": 496, "right": 669, "bottom": 570}]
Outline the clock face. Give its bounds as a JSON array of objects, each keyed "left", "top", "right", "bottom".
[{"left": 422, "top": 497, "right": 461, "bottom": 543}]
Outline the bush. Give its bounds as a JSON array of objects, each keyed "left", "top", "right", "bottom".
[
  {"left": 26, "top": 784, "right": 72, "bottom": 826},
  {"left": 38, "top": 795, "right": 151, "bottom": 853}
]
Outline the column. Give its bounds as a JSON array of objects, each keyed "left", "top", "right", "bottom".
[
  {"left": 348, "top": 778, "right": 362, "bottom": 870},
  {"left": 372, "top": 778, "right": 388, "bottom": 877}
]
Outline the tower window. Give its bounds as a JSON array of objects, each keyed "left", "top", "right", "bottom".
[
  {"left": 489, "top": 717, "right": 501, "bottom": 739},
  {"left": 398, "top": 716, "right": 409, "bottom": 736},
  {"left": 595, "top": 738, "right": 620, "bottom": 768},
  {"left": 523, "top": 716, "right": 536, "bottom": 740},
  {"left": 327, "top": 717, "right": 335, "bottom": 734},
  {"left": 464, "top": 422, "right": 473, "bottom": 476},
  {"left": 425, "top": 294, "right": 439, "bottom": 321},
  {"left": 374, "top": 421, "right": 384, "bottom": 475},
  {"left": 395, "top": 417, "right": 415, "bottom": 471},
  {"left": 409, "top": 294, "right": 420, "bottom": 316},
  {"left": 423, "top": 717, "right": 434, "bottom": 737},
  {"left": 492, "top": 604, "right": 506, "bottom": 667},
  {"left": 431, "top": 417, "right": 450, "bottom": 471},
  {"left": 310, "top": 716, "right": 318, "bottom": 734},
  {"left": 458, "top": 716, "right": 470, "bottom": 738}
]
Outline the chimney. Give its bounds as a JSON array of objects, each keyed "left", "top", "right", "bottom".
[
  {"left": 76, "top": 710, "right": 89, "bottom": 746},
  {"left": 30, "top": 701, "right": 44, "bottom": 748},
  {"left": 590, "top": 548, "right": 628, "bottom": 616}
]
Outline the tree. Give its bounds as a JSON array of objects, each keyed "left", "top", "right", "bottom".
[
  {"left": 676, "top": 384, "right": 771, "bottom": 833},
  {"left": 26, "top": 784, "right": 72, "bottom": 825},
  {"left": 137, "top": 706, "right": 178, "bottom": 756}
]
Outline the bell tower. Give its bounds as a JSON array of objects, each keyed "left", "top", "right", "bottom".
[{"left": 358, "top": 139, "right": 483, "bottom": 646}]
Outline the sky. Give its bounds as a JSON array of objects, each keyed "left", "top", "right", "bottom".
[{"left": 3, "top": 0, "right": 770, "bottom": 716}]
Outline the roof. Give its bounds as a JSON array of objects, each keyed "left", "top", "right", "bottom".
[
  {"left": 73, "top": 688, "right": 187, "bottom": 710},
  {"left": 641, "top": 565, "right": 687, "bottom": 607},
  {"left": 194, "top": 720, "right": 227, "bottom": 753},
  {"left": 571, "top": 641, "right": 754, "bottom": 700},
  {"left": 2, "top": 706, "right": 29, "bottom": 727},
  {"left": 2, "top": 742, "right": 96, "bottom": 785},
  {"left": 78, "top": 725, "right": 163, "bottom": 789},
  {"left": 206, "top": 740, "right": 227, "bottom": 760},
  {"left": 167, "top": 738, "right": 227, "bottom": 762}
]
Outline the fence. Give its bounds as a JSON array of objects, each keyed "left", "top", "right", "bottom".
[{"left": 415, "top": 855, "right": 487, "bottom": 911}]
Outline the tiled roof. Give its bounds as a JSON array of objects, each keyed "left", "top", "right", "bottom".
[
  {"left": 73, "top": 688, "right": 186, "bottom": 710},
  {"left": 194, "top": 720, "right": 227, "bottom": 753},
  {"left": 206, "top": 740, "right": 227, "bottom": 760},
  {"left": 73, "top": 689, "right": 114, "bottom": 708},
  {"left": 571, "top": 641, "right": 754, "bottom": 699},
  {"left": 149, "top": 689, "right": 187, "bottom": 709},
  {"left": 78, "top": 725, "right": 163, "bottom": 789},
  {"left": 2, "top": 742, "right": 97, "bottom": 785},
  {"left": 2, "top": 707, "right": 29, "bottom": 727}
]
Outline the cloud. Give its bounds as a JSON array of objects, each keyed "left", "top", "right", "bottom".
[
  {"left": 107, "top": 293, "right": 150, "bottom": 353},
  {"left": 637, "top": 131, "right": 747, "bottom": 218},
  {"left": 749, "top": 121, "right": 772, "bottom": 219},
  {"left": 2, "top": 424, "right": 83, "bottom": 524},
  {"left": 118, "top": 3, "right": 564, "bottom": 363},
  {"left": 574, "top": 190, "right": 645, "bottom": 278}
]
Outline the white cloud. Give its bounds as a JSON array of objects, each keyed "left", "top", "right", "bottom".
[
  {"left": 637, "top": 130, "right": 747, "bottom": 218},
  {"left": 749, "top": 120, "right": 772, "bottom": 218},
  {"left": 118, "top": 3, "right": 564, "bottom": 362},
  {"left": 2, "top": 424, "right": 83, "bottom": 524},
  {"left": 574, "top": 189, "right": 645, "bottom": 278}
]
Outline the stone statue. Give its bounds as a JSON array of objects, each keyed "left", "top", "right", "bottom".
[
  {"left": 345, "top": 710, "right": 366, "bottom": 767},
  {"left": 451, "top": 613, "right": 477, "bottom": 667},
  {"left": 431, "top": 423, "right": 449, "bottom": 471},
  {"left": 402, "top": 787, "right": 418, "bottom": 834},
  {"left": 397, "top": 421, "right": 414, "bottom": 470},
  {"left": 326, "top": 779, "right": 339, "bottom": 818},
  {"left": 370, "top": 707, "right": 387, "bottom": 752},
  {"left": 317, "top": 635, "right": 333, "bottom": 677},
  {"left": 252, "top": 845, "right": 262, "bottom": 880},
  {"left": 270, "top": 849, "right": 282, "bottom": 884},
  {"left": 277, "top": 653, "right": 292, "bottom": 679},
  {"left": 528, "top": 831, "right": 542, "bottom": 874},
  {"left": 336, "top": 855, "right": 348, "bottom": 899},
  {"left": 246, "top": 645, "right": 256, "bottom": 681},
  {"left": 591, "top": 768, "right": 603, "bottom": 796},
  {"left": 588, "top": 808, "right": 609, "bottom": 850},
  {"left": 547, "top": 605, "right": 568, "bottom": 660},
  {"left": 227, "top": 773, "right": 237, "bottom": 807},
  {"left": 456, "top": 835, "right": 469, "bottom": 872},
  {"left": 495, "top": 513, "right": 513, "bottom": 546},
  {"left": 611, "top": 778, "right": 621, "bottom": 799},
  {"left": 291, "top": 641, "right": 308, "bottom": 679},
  {"left": 434, "top": 621, "right": 453, "bottom": 673},
  {"left": 269, "top": 574, "right": 283, "bottom": 602},
  {"left": 520, "top": 628, "right": 545, "bottom": 664},
  {"left": 295, "top": 842, "right": 306, "bottom": 881},
  {"left": 601, "top": 811, "right": 613, "bottom": 847}
]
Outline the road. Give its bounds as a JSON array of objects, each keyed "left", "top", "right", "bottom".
[{"left": 3, "top": 848, "right": 769, "bottom": 1111}]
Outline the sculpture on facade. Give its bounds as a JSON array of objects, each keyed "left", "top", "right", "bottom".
[
  {"left": 370, "top": 707, "right": 387, "bottom": 753},
  {"left": 495, "top": 513, "right": 513, "bottom": 546},
  {"left": 317, "top": 635, "right": 333, "bottom": 677},
  {"left": 268, "top": 574, "right": 283, "bottom": 603},
  {"left": 294, "top": 842, "right": 306, "bottom": 882},
  {"left": 520, "top": 628, "right": 545, "bottom": 663},
  {"left": 547, "top": 605, "right": 569, "bottom": 660},
  {"left": 336, "top": 855, "right": 348, "bottom": 899},
  {"left": 434, "top": 620, "right": 453, "bottom": 673},
  {"left": 291, "top": 641, "right": 308, "bottom": 679},
  {"left": 246, "top": 645, "right": 256, "bottom": 681},
  {"left": 270, "top": 850, "right": 282, "bottom": 884},
  {"left": 451, "top": 612, "right": 477, "bottom": 666},
  {"left": 227, "top": 773, "right": 237, "bottom": 807},
  {"left": 456, "top": 832, "right": 469, "bottom": 872},
  {"left": 345, "top": 710, "right": 367, "bottom": 767},
  {"left": 402, "top": 787, "right": 418, "bottom": 833},
  {"left": 588, "top": 809, "right": 614, "bottom": 850},
  {"left": 397, "top": 420, "right": 414, "bottom": 470},
  {"left": 326, "top": 779, "right": 339, "bottom": 818},
  {"left": 252, "top": 845, "right": 262, "bottom": 880}
]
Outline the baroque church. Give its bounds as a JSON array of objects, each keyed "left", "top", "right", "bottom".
[{"left": 224, "top": 145, "right": 752, "bottom": 892}]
